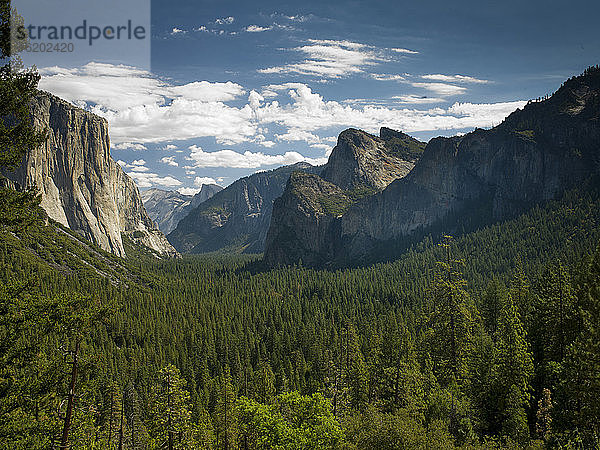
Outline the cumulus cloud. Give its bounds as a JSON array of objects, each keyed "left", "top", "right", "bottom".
[
  {"left": 39, "top": 63, "right": 252, "bottom": 145},
  {"left": 215, "top": 16, "right": 235, "bottom": 25},
  {"left": 171, "top": 27, "right": 186, "bottom": 35},
  {"left": 194, "top": 176, "right": 218, "bottom": 187},
  {"left": 187, "top": 145, "right": 327, "bottom": 168},
  {"left": 258, "top": 39, "right": 386, "bottom": 79},
  {"left": 40, "top": 63, "right": 526, "bottom": 156},
  {"left": 112, "top": 142, "right": 148, "bottom": 151},
  {"left": 128, "top": 172, "right": 182, "bottom": 188},
  {"left": 160, "top": 156, "right": 179, "bottom": 167},
  {"left": 177, "top": 187, "right": 199, "bottom": 196}
]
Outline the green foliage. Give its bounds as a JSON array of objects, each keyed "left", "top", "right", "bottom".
[
  {"left": 382, "top": 135, "right": 426, "bottom": 162},
  {"left": 1, "top": 171, "right": 600, "bottom": 446},
  {"left": 147, "top": 365, "right": 201, "bottom": 449},
  {"left": 238, "top": 391, "right": 345, "bottom": 449}
]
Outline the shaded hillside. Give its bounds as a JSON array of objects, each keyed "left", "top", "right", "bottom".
[
  {"left": 142, "top": 184, "right": 222, "bottom": 235},
  {"left": 168, "top": 162, "right": 321, "bottom": 254}
]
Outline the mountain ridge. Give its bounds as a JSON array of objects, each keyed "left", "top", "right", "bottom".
[
  {"left": 264, "top": 127, "right": 425, "bottom": 266},
  {"left": 142, "top": 184, "right": 223, "bottom": 235},
  {"left": 168, "top": 162, "right": 321, "bottom": 254},
  {"left": 265, "top": 67, "right": 600, "bottom": 267}
]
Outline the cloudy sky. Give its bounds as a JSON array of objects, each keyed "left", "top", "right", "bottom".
[{"left": 34, "top": 0, "right": 600, "bottom": 195}]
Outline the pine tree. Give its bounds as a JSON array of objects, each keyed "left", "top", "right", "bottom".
[
  {"left": 491, "top": 293, "right": 533, "bottom": 444},
  {"left": 559, "top": 244, "right": 600, "bottom": 437},
  {"left": 251, "top": 360, "right": 275, "bottom": 404},
  {"left": 535, "top": 388, "right": 553, "bottom": 442},
  {"left": 0, "top": 0, "right": 46, "bottom": 170},
  {"left": 147, "top": 365, "right": 198, "bottom": 449},
  {"left": 214, "top": 366, "right": 237, "bottom": 449}
]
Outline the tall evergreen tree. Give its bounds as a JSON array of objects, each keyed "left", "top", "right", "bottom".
[{"left": 147, "top": 365, "right": 198, "bottom": 449}]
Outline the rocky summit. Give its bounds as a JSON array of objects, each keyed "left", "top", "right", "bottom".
[
  {"left": 264, "top": 127, "right": 425, "bottom": 267},
  {"left": 2, "top": 92, "right": 178, "bottom": 258},
  {"left": 265, "top": 67, "right": 600, "bottom": 267}
]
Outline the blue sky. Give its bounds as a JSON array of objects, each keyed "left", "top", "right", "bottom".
[{"left": 31, "top": 0, "right": 600, "bottom": 194}]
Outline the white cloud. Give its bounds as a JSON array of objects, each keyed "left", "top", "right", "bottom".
[
  {"left": 41, "top": 63, "right": 526, "bottom": 155},
  {"left": 245, "top": 25, "right": 272, "bottom": 32},
  {"left": 392, "top": 95, "right": 446, "bottom": 104},
  {"left": 160, "top": 156, "right": 179, "bottom": 167},
  {"left": 258, "top": 39, "right": 386, "bottom": 79},
  {"left": 252, "top": 83, "right": 526, "bottom": 134},
  {"left": 390, "top": 48, "right": 419, "bottom": 54},
  {"left": 39, "top": 63, "right": 252, "bottom": 145},
  {"left": 168, "top": 81, "right": 245, "bottom": 102},
  {"left": 116, "top": 159, "right": 182, "bottom": 188},
  {"left": 187, "top": 145, "right": 327, "bottom": 168},
  {"left": 112, "top": 142, "right": 148, "bottom": 151},
  {"left": 171, "top": 28, "right": 186, "bottom": 35},
  {"left": 128, "top": 172, "right": 182, "bottom": 188},
  {"left": 411, "top": 82, "right": 467, "bottom": 96},
  {"left": 215, "top": 16, "right": 234, "bottom": 25},
  {"left": 370, "top": 73, "right": 405, "bottom": 82},
  {"left": 177, "top": 187, "right": 199, "bottom": 196},
  {"left": 421, "top": 74, "right": 489, "bottom": 84},
  {"left": 275, "top": 129, "right": 322, "bottom": 144},
  {"left": 194, "top": 176, "right": 218, "bottom": 187}
]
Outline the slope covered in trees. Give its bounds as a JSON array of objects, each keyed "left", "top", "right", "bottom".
[
  {"left": 1, "top": 180, "right": 600, "bottom": 447},
  {"left": 2, "top": 16, "right": 600, "bottom": 447}
]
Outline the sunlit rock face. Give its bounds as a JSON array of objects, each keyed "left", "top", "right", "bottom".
[{"left": 4, "top": 92, "right": 177, "bottom": 258}]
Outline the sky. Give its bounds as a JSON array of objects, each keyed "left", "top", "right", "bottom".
[{"left": 22, "top": 0, "right": 600, "bottom": 195}]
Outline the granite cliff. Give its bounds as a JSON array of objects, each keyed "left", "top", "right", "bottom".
[
  {"left": 142, "top": 184, "right": 223, "bottom": 235},
  {"left": 3, "top": 92, "right": 177, "bottom": 258},
  {"left": 168, "top": 162, "right": 321, "bottom": 254},
  {"left": 264, "top": 128, "right": 425, "bottom": 266},
  {"left": 265, "top": 67, "right": 600, "bottom": 267}
]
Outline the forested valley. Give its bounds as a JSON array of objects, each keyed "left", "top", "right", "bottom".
[
  {"left": 2, "top": 182, "right": 600, "bottom": 448},
  {"left": 2, "top": 3, "right": 600, "bottom": 446}
]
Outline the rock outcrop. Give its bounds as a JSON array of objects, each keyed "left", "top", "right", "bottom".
[
  {"left": 264, "top": 172, "right": 349, "bottom": 267},
  {"left": 142, "top": 184, "right": 222, "bottom": 235},
  {"left": 3, "top": 92, "right": 177, "bottom": 258},
  {"left": 321, "top": 128, "right": 422, "bottom": 189},
  {"left": 168, "top": 162, "right": 321, "bottom": 254},
  {"left": 266, "top": 67, "right": 600, "bottom": 267},
  {"left": 264, "top": 128, "right": 425, "bottom": 266}
]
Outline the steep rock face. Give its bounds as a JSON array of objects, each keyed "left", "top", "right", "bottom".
[
  {"left": 142, "top": 184, "right": 222, "bottom": 235},
  {"left": 264, "top": 172, "right": 347, "bottom": 267},
  {"left": 4, "top": 92, "right": 177, "bottom": 257},
  {"left": 264, "top": 128, "right": 424, "bottom": 266},
  {"left": 168, "top": 162, "right": 320, "bottom": 253},
  {"left": 320, "top": 128, "right": 421, "bottom": 190},
  {"left": 190, "top": 184, "right": 223, "bottom": 209},
  {"left": 266, "top": 68, "right": 600, "bottom": 267},
  {"left": 336, "top": 68, "right": 600, "bottom": 263}
]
